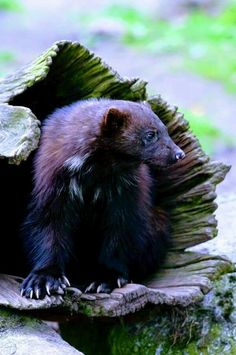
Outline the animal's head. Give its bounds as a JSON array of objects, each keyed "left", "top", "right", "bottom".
[{"left": 100, "top": 101, "right": 185, "bottom": 167}]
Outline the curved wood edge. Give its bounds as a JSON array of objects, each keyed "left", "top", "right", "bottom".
[
  {"left": 0, "top": 252, "right": 233, "bottom": 318},
  {"left": 0, "top": 40, "right": 147, "bottom": 105}
]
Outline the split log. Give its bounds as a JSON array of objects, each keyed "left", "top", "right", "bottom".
[{"left": 0, "top": 40, "right": 233, "bottom": 318}]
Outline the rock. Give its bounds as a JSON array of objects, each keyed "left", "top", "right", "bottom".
[
  {"left": 189, "top": 193, "right": 236, "bottom": 263},
  {"left": 0, "top": 103, "right": 40, "bottom": 164},
  {"left": 0, "top": 309, "right": 83, "bottom": 355}
]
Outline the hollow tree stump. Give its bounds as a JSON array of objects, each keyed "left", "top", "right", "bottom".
[{"left": 0, "top": 40, "right": 233, "bottom": 318}]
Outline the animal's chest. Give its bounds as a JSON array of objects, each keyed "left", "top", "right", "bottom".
[
  {"left": 75, "top": 175, "right": 136, "bottom": 234},
  {"left": 79, "top": 167, "right": 137, "bottom": 206},
  {"left": 80, "top": 185, "right": 127, "bottom": 225}
]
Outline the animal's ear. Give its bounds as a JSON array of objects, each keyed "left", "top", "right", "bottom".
[{"left": 101, "top": 107, "right": 129, "bottom": 133}]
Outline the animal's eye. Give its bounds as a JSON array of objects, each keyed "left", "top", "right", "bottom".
[{"left": 144, "top": 131, "right": 157, "bottom": 143}]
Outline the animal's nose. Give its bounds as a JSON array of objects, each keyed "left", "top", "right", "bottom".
[{"left": 175, "top": 150, "right": 185, "bottom": 161}]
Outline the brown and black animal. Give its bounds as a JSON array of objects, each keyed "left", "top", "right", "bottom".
[{"left": 20, "top": 98, "right": 185, "bottom": 299}]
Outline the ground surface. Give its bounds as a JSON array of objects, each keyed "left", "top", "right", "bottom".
[{"left": 0, "top": 0, "right": 235, "bottom": 261}]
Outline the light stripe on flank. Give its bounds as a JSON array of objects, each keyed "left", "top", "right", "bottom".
[
  {"left": 69, "top": 176, "right": 84, "bottom": 202},
  {"left": 64, "top": 153, "right": 89, "bottom": 172},
  {"left": 93, "top": 188, "right": 101, "bottom": 203}
]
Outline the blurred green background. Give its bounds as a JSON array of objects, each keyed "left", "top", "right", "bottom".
[
  {"left": 81, "top": 2, "right": 236, "bottom": 93},
  {"left": 1, "top": 0, "right": 236, "bottom": 157}
]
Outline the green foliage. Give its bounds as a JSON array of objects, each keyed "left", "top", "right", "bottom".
[
  {"left": 83, "top": 1, "right": 236, "bottom": 93},
  {"left": 181, "top": 109, "right": 235, "bottom": 155},
  {"left": 0, "top": 0, "right": 23, "bottom": 11},
  {"left": 0, "top": 51, "right": 15, "bottom": 62}
]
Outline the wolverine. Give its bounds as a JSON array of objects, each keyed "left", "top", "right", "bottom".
[{"left": 20, "top": 98, "right": 185, "bottom": 299}]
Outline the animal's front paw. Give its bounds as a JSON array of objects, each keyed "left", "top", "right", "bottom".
[
  {"left": 20, "top": 271, "right": 70, "bottom": 299},
  {"left": 84, "top": 276, "right": 129, "bottom": 294}
]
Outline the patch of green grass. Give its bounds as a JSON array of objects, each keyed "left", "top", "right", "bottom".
[
  {"left": 0, "top": 0, "right": 23, "bottom": 12},
  {"left": 0, "top": 51, "right": 15, "bottom": 63},
  {"left": 81, "top": 2, "right": 236, "bottom": 93},
  {"left": 182, "top": 109, "right": 235, "bottom": 155}
]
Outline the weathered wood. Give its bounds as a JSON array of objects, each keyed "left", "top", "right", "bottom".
[
  {"left": 0, "top": 252, "right": 233, "bottom": 317},
  {"left": 0, "top": 41, "right": 146, "bottom": 163},
  {"left": 0, "top": 40, "right": 233, "bottom": 316},
  {"left": 0, "top": 275, "right": 64, "bottom": 310},
  {"left": 149, "top": 97, "right": 230, "bottom": 249}
]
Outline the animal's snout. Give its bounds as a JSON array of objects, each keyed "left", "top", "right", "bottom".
[{"left": 175, "top": 150, "right": 185, "bottom": 161}]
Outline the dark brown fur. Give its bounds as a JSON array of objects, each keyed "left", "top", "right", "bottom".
[{"left": 20, "top": 98, "right": 185, "bottom": 299}]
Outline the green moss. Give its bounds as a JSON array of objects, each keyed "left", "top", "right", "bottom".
[
  {"left": 61, "top": 273, "right": 236, "bottom": 354},
  {"left": 78, "top": 302, "right": 96, "bottom": 317},
  {"left": 64, "top": 295, "right": 105, "bottom": 317},
  {"left": 0, "top": 307, "right": 41, "bottom": 331}
]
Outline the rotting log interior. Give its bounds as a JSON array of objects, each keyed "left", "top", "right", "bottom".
[{"left": 9, "top": 42, "right": 146, "bottom": 120}]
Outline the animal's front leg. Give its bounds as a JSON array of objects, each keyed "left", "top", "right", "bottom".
[
  {"left": 84, "top": 250, "right": 130, "bottom": 294},
  {"left": 84, "top": 277, "right": 128, "bottom": 294},
  {"left": 20, "top": 231, "right": 71, "bottom": 299},
  {"left": 20, "top": 265, "right": 70, "bottom": 299},
  {"left": 20, "top": 182, "right": 77, "bottom": 299}
]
